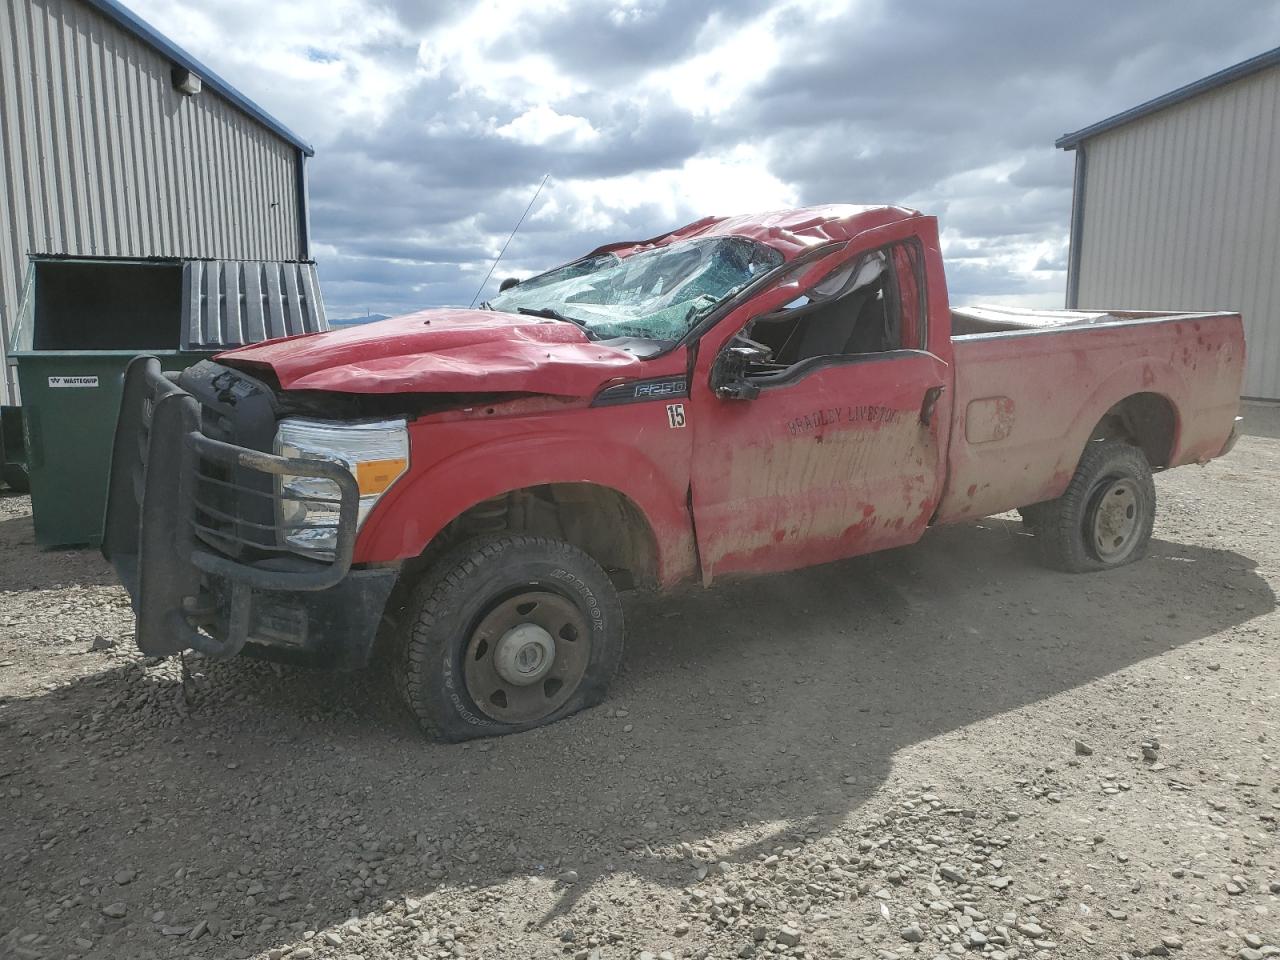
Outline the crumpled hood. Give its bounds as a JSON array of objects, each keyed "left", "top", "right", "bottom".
[{"left": 217, "top": 308, "right": 644, "bottom": 396}]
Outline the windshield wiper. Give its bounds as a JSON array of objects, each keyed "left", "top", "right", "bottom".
[{"left": 515, "top": 306, "right": 593, "bottom": 335}]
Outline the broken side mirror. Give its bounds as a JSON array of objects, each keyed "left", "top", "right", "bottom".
[{"left": 713, "top": 337, "right": 771, "bottom": 401}]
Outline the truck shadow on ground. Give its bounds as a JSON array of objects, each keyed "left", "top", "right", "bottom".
[
  {"left": 1, "top": 517, "right": 1273, "bottom": 957},
  {"left": 0, "top": 511, "right": 119, "bottom": 590}
]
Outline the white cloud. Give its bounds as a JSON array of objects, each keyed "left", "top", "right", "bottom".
[
  {"left": 415, "top": 1, "right": 584, "bottom": 106},
  {"left": 543, "top": 144, "right": 797, "bottom": 229},
  {"left": 115, "top": 0, "right": 1280, "bottom": 317},
  {"left": 655, "top": 6, "right": 792, "bottom": 116},
  {"left": 496, "top": 106, "right": 600, "bottom": 146},
  {"left": 125, "top": 0, "right": 415, "bottom": 134}
]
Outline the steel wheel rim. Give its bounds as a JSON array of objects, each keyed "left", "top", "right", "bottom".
[
  {"left": 1089, "top": 477, "right": 1143, "bottom": 562},
  {"left": 463, "top": 590, "right": 591, "bottom": 724}
]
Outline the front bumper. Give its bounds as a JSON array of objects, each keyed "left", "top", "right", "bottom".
[{"left": 102, "top": 356, "right": 398, "bottom": 668}]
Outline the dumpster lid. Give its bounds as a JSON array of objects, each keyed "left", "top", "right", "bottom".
[
  {"left": 8, "top": 257, "right": 329, "bottom": 356},
  {"left": 182, "top": 260, "right": 328, "bottom": 350}
]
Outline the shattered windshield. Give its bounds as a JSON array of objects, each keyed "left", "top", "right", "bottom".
[{"left": 487, "top": 236, "right": 784, "bottom": 341}]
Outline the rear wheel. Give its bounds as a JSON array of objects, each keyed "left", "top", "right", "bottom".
[
  {"left": 1017, "top": 503, "right": 1047, "bottom": 530},
  {"left": 398, "top": 535, "right": 624, "bottom": 741},
  {"left": 2, "top": 465, "right": 29, "bottom": 494},
  {"left": 1035, "top": 440, "right": 1155, "bottom": 573}
]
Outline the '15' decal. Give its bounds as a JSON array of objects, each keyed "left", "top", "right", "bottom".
[{"left": 666, "top": 403, "right": 686, "bottom": 429}]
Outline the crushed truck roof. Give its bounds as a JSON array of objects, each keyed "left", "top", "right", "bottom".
[
  {"left": 219, "top": 205, "right": 926, "bottom": 395},
  {"left": 588, "top": 204, "right": 922, "bottom": 262}
]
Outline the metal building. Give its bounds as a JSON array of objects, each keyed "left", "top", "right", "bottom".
[
  {"left": 0, "top": 0, "right": 315, "bottom": 402},
  {"left": 1058, "top": 47, "right": 1280, "bottom": 400}
]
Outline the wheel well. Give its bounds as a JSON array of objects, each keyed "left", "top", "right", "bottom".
[
  {"left": 1088, "top": 393, "right": 1176, "bottom": 468},
  {"left": 418, "top": 483, "right": 660, "bottom": 590}
]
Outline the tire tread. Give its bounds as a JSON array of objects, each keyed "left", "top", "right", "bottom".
[
  {"left": 398, "top": 535, "right": 623, "bottom": 741},
  {"left": 1036, "top": 440, "right": 1155, "bottom": 573}
]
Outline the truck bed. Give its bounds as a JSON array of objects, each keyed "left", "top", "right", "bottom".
[
  {"left": 936, "top": 308, "right": 1245, "bottom": 524},
  {"left": 950, "top": 305, "right": 1205, "bottom": 335}
]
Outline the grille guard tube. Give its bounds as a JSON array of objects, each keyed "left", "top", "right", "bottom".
[{"left": 103, "top": 356, "right": 361, "bottom": 659}]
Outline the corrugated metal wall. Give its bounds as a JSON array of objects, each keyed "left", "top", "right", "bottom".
[
  {"left": 1074, "top": 64, "right": 1280, "bottom": 399},
  {"left": 0, "top": 0, "right": 305, "bottom": 402}
]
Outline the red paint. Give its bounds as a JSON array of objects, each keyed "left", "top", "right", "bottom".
[
  {"left": 216, "top": 206, "right": 1245, "bottom": 589},
  {"left": 357, "top": 347, "right": 698, "bottom": 587},
  {"left": 220, "top": 310, "right": 643, "bottom": 397},
  {"left": 935, "top": 312, "right": 1244, "bottom": 523},
  {"left": 584, "top": 204, "right": 920, "bottom": 262}
]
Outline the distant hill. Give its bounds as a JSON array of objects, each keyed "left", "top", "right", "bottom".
[{"left": 328, "top": 314, "right": 390, "bottom": 328}]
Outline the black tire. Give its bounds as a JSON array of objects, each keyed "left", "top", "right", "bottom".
[
  {"left": 398, "top": 535, "right": 624, "bottom": 741},
  {"left": 1035, "top": 440, "right": 1155, "bottom": 573},
  {"left": 1017, "top": 503, "right": 1046, "bottom": 530},
  {"left": 2, "top": 466, "right": 29, "bottom": 494}
]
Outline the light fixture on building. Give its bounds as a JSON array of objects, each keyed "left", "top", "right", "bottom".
[{"left": 171, "top": 67, "right": 202, "bottom": 96}]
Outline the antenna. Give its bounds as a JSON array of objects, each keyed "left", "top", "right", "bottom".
[{"left": 470, "top": 173, "right": 551, "bottom": 308}]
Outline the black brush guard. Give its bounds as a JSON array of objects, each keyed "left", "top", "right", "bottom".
[{"left": 102, "top": 356, "right": 362, "bottom": 659}]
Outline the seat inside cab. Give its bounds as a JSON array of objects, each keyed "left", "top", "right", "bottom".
[{"left": 750, "top": 253, "right": 899, "bottom": 365}]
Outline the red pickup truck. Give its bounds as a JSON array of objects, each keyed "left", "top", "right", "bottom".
[{"left": 104, "top": 205, "right": 1245, "bottom": 740}]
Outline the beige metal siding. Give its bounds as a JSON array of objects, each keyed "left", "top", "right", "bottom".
[
  {"left": 0, "top": 0, "right": 304, "bottom": 401},
  {"left": 1075, "top": 64, "right": 1280, "bottom": 398}
]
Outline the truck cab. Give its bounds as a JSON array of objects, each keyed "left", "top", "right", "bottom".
[{"left": 103, "top": 205, "right": 1244, "bottom": 741}]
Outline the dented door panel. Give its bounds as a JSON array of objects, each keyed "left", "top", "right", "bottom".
[{"left": 689, "top": 351, "right": 952, "bottom": 582}]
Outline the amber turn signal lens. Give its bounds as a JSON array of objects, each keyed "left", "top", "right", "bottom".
[{"left": 356, "top": 458, "right": 408, "bottom": 496}]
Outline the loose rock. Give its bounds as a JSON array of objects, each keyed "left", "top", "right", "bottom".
[{"left": 776, "top": 926, "right": 802, "bottom": 948}]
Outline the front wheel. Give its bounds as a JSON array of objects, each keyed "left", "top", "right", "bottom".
[
  {"left": 1035, "top": 440, "right": 1156, "bottom": 573},
  {"left": 397, "top": 535, "right": 624, "bottom": 741}
]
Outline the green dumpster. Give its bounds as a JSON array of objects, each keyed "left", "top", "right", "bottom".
[
  {"left": 14, "top": 350, "right": 203, "bottom": 543},
  {"left": 8, "top": 256, "right": 328, "bottom": 547}
]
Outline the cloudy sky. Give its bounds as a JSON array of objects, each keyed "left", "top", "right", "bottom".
[{"left": 129, "top": 0, "right": 1279, "bottom": 320}]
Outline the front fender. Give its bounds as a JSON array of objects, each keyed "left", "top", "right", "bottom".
[{"left": 354, "top": 428, "right": 698, "bottom": 587}]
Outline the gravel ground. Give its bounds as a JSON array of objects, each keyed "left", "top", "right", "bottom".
[{"left": 2, "top": 433, "right": 1278, "bottom": 960}]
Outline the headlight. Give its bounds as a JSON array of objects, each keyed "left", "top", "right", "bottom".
[{"left": 274, "top": 418, "right": 409, "bottom": 560}]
